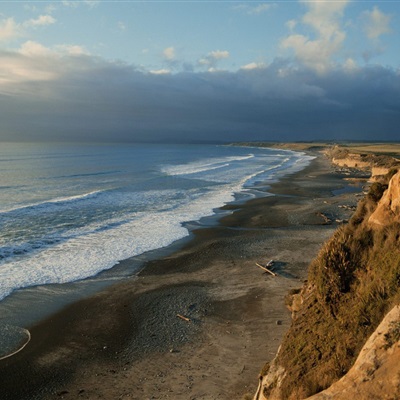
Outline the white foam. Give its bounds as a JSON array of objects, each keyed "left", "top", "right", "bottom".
[
  {"left": 161, "top": 154, "right": 254, "bottom": 176},
  {"left": 0, "top": 179, "right": 251, "bottom": 300},
  {"left": 0, "top": 149, "right": 315, "bottom": 301},
  {"left": 0, "top": 190, "right": 105, "bottom": 214},
  {"left": 0, "top": 212, "right": 188, "bottom": 301}
]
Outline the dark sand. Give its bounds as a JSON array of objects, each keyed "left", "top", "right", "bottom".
[{"left": 0, "top": 153, "right": 365, "bottom": 400}]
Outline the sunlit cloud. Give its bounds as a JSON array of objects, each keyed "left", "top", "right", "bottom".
[
  {"left": 0, "top": 46, "right": 398, "bottom": 143},
  {"left": 163, "top": 46, "right": 175, "bottom": 61},
  {"left": 23, "top": 15, "right": 56, "bottom": 28},
  {"left": 362, "top": 6, "right": 392, "bottom": 39},
  {"left": 233, "top": 3, "right": 276, "bottom": 15},
  {"left": 0, "top": 41, "right": 91, "bottom": 91},
  {"left": 1, "top": 14, "right": 56, "bottom": 43},
  {"left": 149, "top": 68, "right": 170, "bottom": 75},
  {"left": 209, "top": 50, "right": 229, "bottom": 60},
  {"left": 282, "top": 0, "right": 349, "bottom": 74},
  {"left": 240, "top": 62, "right": 266, "bottom": 70},
  {"left": 55, "top": 44, "right": 89, "bottom": 56},
  {"left": 19, "top": 40, "right": 52, "bottom": 56},
  {"left": 0, "top": 17, "right": 21, "bottom": 41},
  {"left": 198, "top": 50, "right": 230, "bottom": 69}
]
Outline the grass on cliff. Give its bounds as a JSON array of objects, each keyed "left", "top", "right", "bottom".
[{"left": 267, "top": 173, "right": 400, "bottom": 399}]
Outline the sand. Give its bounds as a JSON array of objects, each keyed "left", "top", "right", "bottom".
[{"left": 0, "top": 152, "right": 365, "bottom": 400}]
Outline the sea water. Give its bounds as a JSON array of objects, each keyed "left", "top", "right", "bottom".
[{"left": 0, "top": 143, "right": 313, "bottom": 303}]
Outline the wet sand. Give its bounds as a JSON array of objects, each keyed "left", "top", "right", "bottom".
[{"left": 0, "top": 153, "right": 364, "bottom": 400}]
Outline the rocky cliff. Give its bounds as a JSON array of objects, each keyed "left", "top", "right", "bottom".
[
  {"left": 307, "top": 305, "right": 400, "bottom": 400},
  {"left": 254, "top": 162, "right": 400, "bottom": 400},
  {"left": 369, "top": 171, "right": 400, "bottom": 226},
  {"left": 327, "top": 145, "right": 400, "bottom": 182}
]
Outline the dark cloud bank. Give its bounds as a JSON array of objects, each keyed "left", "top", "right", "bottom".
[{"left": 1, "top": 56, "right": 400, "bottom": 143}]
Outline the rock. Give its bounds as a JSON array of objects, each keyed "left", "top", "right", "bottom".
[
  {"left": 369, "top": 171, "right": 400, "bottom": 226},
  {"left": 307, "top": 305, "right": 400, "bottom": 399}
]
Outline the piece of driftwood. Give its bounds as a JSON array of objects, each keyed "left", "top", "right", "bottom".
[
  {"left": 177, "top": 314, "right": 190, "bottom": 322},
  {"left": 316, "top": 212, "right": 332, "bottom": 224},
  {"left": 266, "top": 259, "right": 274, "bottom": 267},
  {"left": 256, "top": 262, "right": 277, "bottom": 276}
]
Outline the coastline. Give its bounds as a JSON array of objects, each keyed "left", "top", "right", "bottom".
[{"left": 0, "top": 151, "right": 363, "bottom": 400}]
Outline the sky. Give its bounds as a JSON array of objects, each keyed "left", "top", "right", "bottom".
[{"left": 0, "top": 0, "right": 399, "bottom": 143}]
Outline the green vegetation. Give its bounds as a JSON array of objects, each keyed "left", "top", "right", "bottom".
[{"left": 264, "top": 171, "right": 400, "bottom": 399}]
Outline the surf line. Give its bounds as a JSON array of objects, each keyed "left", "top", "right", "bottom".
[{"left": 0, "top": 329, "right": 31, "bottom": 361}]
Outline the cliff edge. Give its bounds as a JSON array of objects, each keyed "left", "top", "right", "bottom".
[
  {"left": 308, "top": 305, "right": 400, "bottom": 399},
  {"left": 369, "top": 171, "right": 400, "bottom": 226},
  {"left": 254, "top": 152, "right": 400, "bottom": 400}
]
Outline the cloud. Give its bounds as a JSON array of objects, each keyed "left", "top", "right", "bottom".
[
  {"left": 362, "top": 7, "right": 392, "bottom": 39},
  {"left": 0, "top": 14, "right": 56, "bottom": 43},
  {"left": 282, "top": 0, "right": 349, "bottom": 74},
  {"left": 45, "top": 4, "right": 57, "bottom": 14},
  {"left": 240, "top": 62, "right": 266, "bottom": 71},
  {"left": 19, "top": 40, "right": 52, "bottom": 56},
  {"left": 247, "top": 4, "right": 276, "bottom": 15},
  {"left": 209, "top": 50, "right": 229, "bottom": 60},
  {"left": 55, "top": 44, "right": 88, "bottom": 56},
  {"left": 62, "top": 1, "right": 98, "bottom": 8},
  {"left": 285, "top": 19, "right": 297, "bottom": 31},
  {"left": 234, "top": 3, "right": 276, "bottom": 15},
  {"left": 149, "top": 69, "right": 170, "bottom": 75},
  {"left": 0, "top": 17, "right": 21, "bottom": 41},
  {"left": 62, "top": 1, "right": 79, "bottom": 8},
  {"left": 118, "top": 21, "right": 126, "bottom": 31},
  {"left": 23, "top": 15, "right": 56, "bottom": 28},
  {"left": 362, "top": 46, "right": 384, "bottom": 63},
  {"left": 0, "top": 41, "right": 91, "bottom": 90},
  {"left": 163, "top": 46, "right": 175, "bottom": 61},
  {"left": 0, "top": 49, "right": 399, "bottom": 143},
  {"left": 198, "top": 50, "right": 230, "bottom": 70}
]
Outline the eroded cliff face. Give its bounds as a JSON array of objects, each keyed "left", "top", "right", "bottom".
[
  {"left": 328, "top": 145, "right": 400, "bottom": 182},
  {"left": 255, "top": 306, "right": 400, "bottom": 400},
  {"left": 308, "top": 306, "right": 400, "bottom": 400},
  {"left": 254, "top": 168, "right": 400, "bottom": 400},
  {"left": 369, "top": 171, "right": 400, "bottom": 226}
]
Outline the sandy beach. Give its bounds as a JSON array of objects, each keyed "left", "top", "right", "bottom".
[{"left": 0, "top": 152, "right": 365, "bottom": 400}]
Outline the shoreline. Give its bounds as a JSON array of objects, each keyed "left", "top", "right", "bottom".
[
  {"left": 0, "top": 146, "right": 307, "bottom": 331},
  {"left": 0, "top": 151, "right": 363, "bottom": 400}
]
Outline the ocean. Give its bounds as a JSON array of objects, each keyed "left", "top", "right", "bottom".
[{"left": 0, "top": 143, "right": 313, "bottom": 305}]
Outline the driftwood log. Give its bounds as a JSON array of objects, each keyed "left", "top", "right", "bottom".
[
  {"left": 256, "top": 262, "right": 277, "bottom": 276},
  {"left": 316, "top": 212, "right": 332, "bottom": 224},
  {"left": 177, "top": 314, "right": 190, "bottom": 322}
]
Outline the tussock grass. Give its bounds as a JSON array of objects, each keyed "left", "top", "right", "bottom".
[{"left": 267, "top": 171, "right": 400, "bottom": 399}]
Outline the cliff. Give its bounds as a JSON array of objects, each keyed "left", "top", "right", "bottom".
[
  {"left": 307, "top": 305, "right": 400, "bottom": 399},
  {"left": 254, "top": 158, "right": 400, "bottom": 400},
  {"left": 369, "top": 171, "right": 400, "bottom": 226},
  {"left": 327, "top": 145, "right": 400, "bottom": 181}
]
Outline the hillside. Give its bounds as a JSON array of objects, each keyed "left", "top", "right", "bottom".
[{"left": 254, "top": 145, "right": 400, "bottom": 400}]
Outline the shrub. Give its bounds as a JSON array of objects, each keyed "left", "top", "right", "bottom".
[
  {"left": 367, "top": 182, "right": 387, "bottom": 203},
  {"left": 275, "top": 187, "right": 400, "bottom": 398}
]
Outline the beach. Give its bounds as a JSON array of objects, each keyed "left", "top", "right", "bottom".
[{"left": 0, "top": 152, "right": 364, "bottom": 400}]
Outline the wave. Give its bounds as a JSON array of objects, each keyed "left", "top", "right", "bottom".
[
  {"left": 0, "top": 148, "right": 316, "bottom": 301},
  {"left": 0, "top": 190, "right": 106, "bottom": 214},
  {"left": 43, "top": 170, "right": 121, "bottom": 180},
  {"left": 0, "top": 213, "right": 134, "bottom": 265},
  {"left": 161, "top": 154, "right": 254, "bottom": 176}
]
